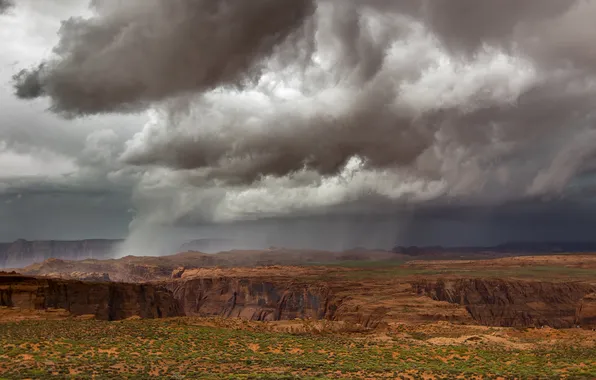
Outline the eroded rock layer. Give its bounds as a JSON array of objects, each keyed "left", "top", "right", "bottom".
[
  {"left": 0, "top": 274, "right": 181, "bottom": 320},
  {"left": 168, "top": 277, "right": 337, "bottom": 321},
  {"left": 3, "top": 271, "right": 596, "bottom": 329},
  {"left": 413, "top": 279, "right": 596, "bottom": 328}
]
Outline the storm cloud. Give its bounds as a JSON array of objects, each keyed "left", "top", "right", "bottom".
[
  {"left": 119, "top": 0, "right": 596, "bottom": 223},
  {"left": 0, "top": 0, "right": 12, "bottom": 13},
  {"left": 13, "top": 0, "right": 315, "bottom": 114},
  {"left": 4, "top": 0, "right": 596, "bottom": 249}
]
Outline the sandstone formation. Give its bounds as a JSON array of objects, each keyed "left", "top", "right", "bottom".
[
  {"left": 0, "top": 273, "right": 181, "bottom": 320},
  {"left": 413, "top": 278, "right": 596, "bottom": 328},
  {"left": 5, "top": 255, "right": 596, "bottom": 329},
  {"left": 576, "top": 293, "right": 596, "bottom": 328},
  {"left": 164, "top": 267, "right": 476, "bottom": 328},
  {"left": 168, "top": 277, "right": 337, "bottom": 322},
  {"left": 167, "top": 275, "right": 596, "bottom": 329},
  {"left": 171, "top": 267, "right": 186, "bottom": 279}
]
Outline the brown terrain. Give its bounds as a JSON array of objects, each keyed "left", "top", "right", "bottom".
[
  {"left": 0, "top": 272, "right": 181, "bottom": 321},
  {"left": 2, "top": 251, "right": 596, "bottom": 329},
  {"left": 2, "top": 251, "right": 596, "bottom": 378}
]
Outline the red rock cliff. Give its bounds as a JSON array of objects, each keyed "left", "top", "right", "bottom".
[
  {"left": 0, "top": 274, "right": 181, "bottom": 320},
  {"left": 412, "top": 278, "right": 596, "bottom": 328},
  {"left": 167, "top": 277, "right": 338, "bottom": 321}
]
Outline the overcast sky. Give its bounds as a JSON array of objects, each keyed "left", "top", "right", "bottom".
[{"left": 2, "top": 0, "right": 596, "bottom": 251}]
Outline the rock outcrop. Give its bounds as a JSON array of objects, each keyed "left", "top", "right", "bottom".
[
  {"left": 0, "top": 273, "right": 181, "bottom": 320},
  {"left": 412, "top": 278, "right": 596, "bottom": 328},
  {"left": 171, "top": 267, "right": 186, "bottom": 279},
  {"left": 0, "top": 239, "right": 122, "bottom": 268},
  {"left": 576, "top": 293, "right": 596, "bottom": 328},
  {"left": 168, "top": 277, "right": 338, "bottom": 321}
]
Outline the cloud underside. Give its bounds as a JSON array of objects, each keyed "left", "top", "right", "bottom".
[
  {"left": 9, "top": 0, "right": 596, "bottom": 225},
  {"left": 0, "top": 0, "right": 12, "bottom": 13}
]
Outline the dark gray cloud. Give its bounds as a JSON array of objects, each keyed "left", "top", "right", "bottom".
[
  {"left": 116, "top": 2, "right": 591, "bottom": 188},
  {"left": 13, "top": 0, "right": 315, "bottom": 115},
  {"left": 116, "top": 0, "right": 596, "bottom": 222},
  {"left": 418, "top": 0, "right": 575, "bottom": 55},
  {"left": 0, "top": 0, "right": 12, "bottom": 13},
  {"left": 13, "top": 64, "right": 44, "bottom": 99}
]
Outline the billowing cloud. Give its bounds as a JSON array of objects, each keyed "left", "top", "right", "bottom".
[
  {"left": 4, "top": 0, "right": 596, "bottom": 249},
  {"left": 0, "top": 0, "right": 13, "bottom": 13},
  {"left": 13, "top": 0, "right": 315, "bottom": 115},
  {"left": 117, "top": 0, "right": 596, "bottom": 223}
]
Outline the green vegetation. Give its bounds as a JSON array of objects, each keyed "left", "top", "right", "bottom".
[{"left": 1, "top": 318, "right": 595, "bottom": 379}]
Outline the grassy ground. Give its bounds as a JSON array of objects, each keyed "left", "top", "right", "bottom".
[{"left": 1, "top": 318, "right": 595, "bottom": 379}]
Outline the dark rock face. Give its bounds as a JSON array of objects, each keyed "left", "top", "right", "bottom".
[
  {"left": 576, "top": 293, "right": 596, "bottom": 328},
  {"left": 168, "top": 278, "right": 338, "bottom": 321},
  {"left": 412, "top": 279, "right": 596, "bottom": 328},
  {"left": 0, "top": 274, "right": 181, "bottom": 320},
  {"left": 0, "top": 239, "right": 122, "bottom": 268},
  {"left": 4, "top": 271, "right": 595, "bottom": 329}
]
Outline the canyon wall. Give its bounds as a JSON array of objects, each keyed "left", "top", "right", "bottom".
[
  {"left": 576, "top": 293, "right": 596, "bottom": 328},
  {"left": 165, "top": 277, "right": 596, "bottom": 329},
  {"left": 3, "top": 271, "right": 595, "bottom": 329},
  {"left": 412, "top": 278, "right": 596, "bottom": 328},
  {"left": 167, "top": 277, "right": 338, "bottom": 321},
  {"left": 0, "top": 274, "right": 181, "bottom": 320}
]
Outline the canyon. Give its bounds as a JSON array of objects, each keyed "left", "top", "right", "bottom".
[{"left": 3, "top": 252, "right": 596, "bottom": 329}]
